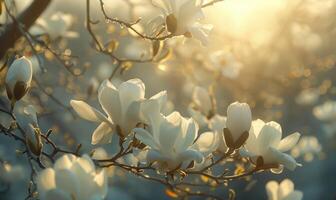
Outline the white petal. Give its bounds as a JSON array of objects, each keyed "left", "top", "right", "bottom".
[
  {"left": 257, "top": 121, "right": 282, "bottom": 154},
  {"left": 269, "top": 147, "right": 298, "bottom": 171},
  {"left": 192, "top": 86, "right": 212, "bottom": 114},
  {"left": 37, "top": 168, "right": 56, "bottom": 199},
  {"left": 139, "top": 99, "right": 162, "bottom": 143},
  {"left": 178, "top": 149, "right": 203, "bottom": 164},
  {"left": 175, "top": 118, "right": 198, "bottom": 152},
  {"left": 134, "top": 128, "right": 158, "bottom": 149},
  {"left": 278, "top": 132, "right": 301, "bottom": 152},
  {"left": 279, "top": 179, "right": 294, "bottom": 199},
  {"left": 70, "top": 100, "right": 106, "bottom": 122},
  {"left": 55, "top": 169, "right": 79, "bottom": 198},
  {"left": 147, "top": 150, "right": 168, "bottom": 163},
  {"left": 44, "top": 189, "right": 71, "bottom": 200},
  {"left": 159, "top": 118, "right": 180, "bottom": 153},
  {"left": 209, "top": 114, "right": 226, "bottom": 132},
  {"left": 149, "top": 90, "right": 167, "bottom": 111},
  {"left": 193, "top": 131, "right": 218, "bottom": 155},
  {"left": 98, "top": 80, "right": 120, "bottom": 123},
  {"left": 92, "top": 122, "right": 113, "bottom": 145},
  {"left": 118, "top": 79, "right": 145, "bottom": 115},
  {"left": 93, "top": 169, "right": 108, "bottom": 198},
  {"left": 54, "top": 154, "right": 76, "bottom": 170},
  {"left": 265, "top": 181, "right": 279, "bottom": 200}
]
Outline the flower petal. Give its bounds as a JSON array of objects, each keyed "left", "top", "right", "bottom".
[
  {"left": 37, "top": 168, "right": 56, "bottom": 199},
  {"left": 257, "top": 121, "right": 282, "bottom": 154},
  {"left": 92, "top": 122, "right": 113, "bottom": 145},
  {"left": 192, "top": 131, "right": 218, "bottom": 155},
  {"left": 55, "top": 169, "right": 79, "bottom": 198},
  {"left": 265, "top": 181, "right": 279, "bottom": 200},
  {"left": 118, "top": 79, "right": 145, "bottom": 115},
  {"left": 279, "top": 179, "right": 294, "bottom": 199},
  {"left": 134, "top": 128, "right": 158, "bottom": 149},
  {"left": 70, "top": 100, "right": 106, "bottom": 122},
  {"left": 44, "top": 189, "right": 71, "bottom": 200},
  {"left": 98, "top": 80, "right": 120, "bottom": 123},
  {"left": 178, "top": 149, "right": 203, "bottom": 164},
  {"left": 149, "top": 90, "right": 167, "bottom": 111},
  {"left": 269, "top": 147, "right": 298, "bottom": 171},
  {"left": 278, "top": 132, "right": 301, "bottom": 152}
]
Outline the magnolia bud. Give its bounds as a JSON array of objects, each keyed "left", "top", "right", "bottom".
[
  {"left": 5, "top": 57, "right": 33, "bottom": 105},
  {"left": 226, "top": 102, "right": 252, "bottom": 142},
  {"left": 26, "top": 124, "right": 43, "bottom": 157},
  {"left": 166, "top": 14, "right": 178, "bottom": 34}
]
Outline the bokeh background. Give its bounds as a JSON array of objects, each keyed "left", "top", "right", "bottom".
[{"left": 0, "top": 0, "right": 336, "bottom": 199}]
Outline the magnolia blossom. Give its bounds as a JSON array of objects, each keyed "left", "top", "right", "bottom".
[
  {"left": 241, "top": 119, "right": 301, "bottom": 171},
  {"left": 31, "top": 12, "right": 77, "bottom": 39},
  {"left": 313, "top": 101, "right": 336, "bottom": 121},
  {"left": 225, "top": 102, "right": 252, "bottom": 147},
  {"left": 37, "top": 154, "right": 107, "bottom": 200},
  {"left": 189, "top": 131, "right": 219, "bottom": 171},
  {"left": 71, "top": 79, "right": 167, "bottom": 144},
  {"left": 208, "top": 51, "right": 243, "bottom": 79},
  {"left": 5, "top": 56, "right": 33, "bottom": 103},
  {"left": 151, "top": 0, "right": 213, "bottom": 45},
  {"left": 134, "top": 99, "right": 214, "bottom": 171},
  {"left": 188, "top": 86, "right": 213, "bottom": 127},
  {"left": 266, "top": 179, "right": 303, "bottom": 200}
]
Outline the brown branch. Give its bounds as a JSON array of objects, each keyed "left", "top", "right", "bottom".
[{"left": 0, "top": 0, "right": 52, "bottom": 59}]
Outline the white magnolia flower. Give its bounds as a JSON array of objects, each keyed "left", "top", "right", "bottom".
[
  {"left": 37, "top": 154, "right": 107, "bottom": 200},
  {"left": 134, "top": 99, "right": 210, "bottom": 171},
  {"left": 188, "top": 86, "right": 213, "bottom": 128},
  {"left": 189, "top": 131, "right": 219, "bottom": 171},
  {"left": 241, "top": 119, "right": 301, "bottom": 171},
  {"left": 266, "top": 179, "right": 303, "bottom": 200},
  {"left": 208, "top": 51, "right": 243, "bottom": 79},
  {"left": 192, "top": 86, "right": 212, "bottom": 115},
  {"left": 291, "top": 136, "right": 321, "bottom": 162},
  {"left": 151, "top": 0, "right": 213, "bottom": 45},
  {"left": 313, "top": 101, "right": 336, "bottom": 121},
  {"left": 5, "top": 56, "right": 33, "bottom": 103},
  {"left": 71, "top": 79, "right": 167, "bottom": 145},
  {"left": 31, "top": 12, "right": 77, "bottom": 39},
  {"left": 225, "top": 102, "right": 252, "bottom": 147}
]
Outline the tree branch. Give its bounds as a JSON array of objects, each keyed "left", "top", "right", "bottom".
[{"left": 0, "top": 0, "right": 51, "bottom": 59}]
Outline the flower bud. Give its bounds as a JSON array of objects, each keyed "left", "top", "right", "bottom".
[
  {"left": 26, "top": 124, "right": 43, "bottom": 157},
  {"left": 166, "top": 14, "right": 178, "bottom": 34},
  {"left": 226, "top": 102, "right": 252, "bottom": 142},
  {"left": 5, "top": 57, "right": 33, "bottom": 105}
]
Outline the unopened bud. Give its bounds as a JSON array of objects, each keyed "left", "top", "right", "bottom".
[
  {"left": 226, "top": 102, "right": 252, "bottom": 143},
  {"left": 5, "top": 57, "right": 33, "bottom": 106},
  {"left": 26, "top": 124, "right": 43, "bottom": 156}
]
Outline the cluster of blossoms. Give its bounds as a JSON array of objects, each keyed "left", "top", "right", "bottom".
[
  {"left": 0, "top": 0, "right": 311, "bottom": 199},
  {"left": 37, "top": 154, "right": 107, "bottom": 200},
  {"left": 71, "top": 78, "right": 301, "bottom": 173}
]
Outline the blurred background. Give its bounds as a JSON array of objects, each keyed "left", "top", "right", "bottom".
[{"left": 0, "top": 0, "right": 336, "bottom": 199}]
